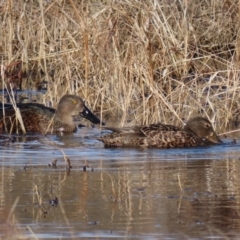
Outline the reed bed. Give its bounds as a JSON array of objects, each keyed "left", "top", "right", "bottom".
[{"left": 1, "top": 0, "right": 240, "bottom": 131}]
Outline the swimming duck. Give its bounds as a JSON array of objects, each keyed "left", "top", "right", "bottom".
[
  {"left": 0, "top": 94, "right": 104, "bottom": 134},
  {"left": 98, "top": 117, "right": 222, "bottom": 148}
]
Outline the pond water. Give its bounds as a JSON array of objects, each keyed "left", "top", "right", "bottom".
[{"left": 0, "top": 127, "right": 240, "bottom": 240}]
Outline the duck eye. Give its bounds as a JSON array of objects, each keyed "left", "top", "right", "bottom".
[{"left": 205, "top": 123, "right": 211, "bottom": 128}]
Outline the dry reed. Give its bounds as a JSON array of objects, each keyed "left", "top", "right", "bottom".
[{"left": 1, "top": 0, "right": 240, "bottom": 131}]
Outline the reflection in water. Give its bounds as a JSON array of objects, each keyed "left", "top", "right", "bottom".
[{"left": 0, "top": 129, "right": 240, "bottom": 239}]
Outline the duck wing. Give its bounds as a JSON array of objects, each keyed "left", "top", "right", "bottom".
[
  {"left": 0, "top": 102, "right": 55, "bottom": 114},
  {"left": 103, "top": 123, "right": 181, "bottom": 137},
  {"left": 103, "top": 126, "right": 145, "bottom": 137},
  {"left": 0, "top": 102, "right": 55, "bottom": 133},
  {"left": 140, "top": 123, "right": 181, "bottom": 136}
]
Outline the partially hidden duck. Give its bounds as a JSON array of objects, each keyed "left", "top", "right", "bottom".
[
  {"left": 98, "top": 117, "right": 221, "bottom": 148},
  {"left": 0, "top": 94, "right": 104, "bottom": 134}
]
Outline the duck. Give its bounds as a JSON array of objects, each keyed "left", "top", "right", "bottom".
[
  {"left": 0, "top": 94, "right": 104, "bottom": 134},
  {"left": 98, "top": 117, "right": 222, "bottom": 148}
]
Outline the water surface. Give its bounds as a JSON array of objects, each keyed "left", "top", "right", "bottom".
[{"left": 0, "top": 128, "right": 240, "bottom": 239}]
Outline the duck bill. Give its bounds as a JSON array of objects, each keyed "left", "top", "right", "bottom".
[
  {"left": 81, "top": 106, "right": 105, "bottom": 125},
  {"left": 207, "top": 133, "right": 222, "bottom": 144}
]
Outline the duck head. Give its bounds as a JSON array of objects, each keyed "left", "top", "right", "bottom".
[
  {"left": 184, "top": 117, "right": 222, "bottom": 144},
  {"left": 56, "top": 95, "right": 105, "bottom": 125}
]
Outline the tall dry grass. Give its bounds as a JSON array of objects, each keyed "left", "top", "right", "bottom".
[{"left": 1, "top": 0, "right": 240, "bottom": 131}]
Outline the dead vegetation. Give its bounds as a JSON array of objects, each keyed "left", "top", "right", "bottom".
[{"left": 1, "top": 0, "right": 240, "bottom": 131}]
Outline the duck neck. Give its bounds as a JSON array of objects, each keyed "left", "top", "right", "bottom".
[
  {"left": 54, "top": 112, "right": 76, "bottom": 132},
  {"left": 183, "top": 125, "right": 199, "bottom": 138}
]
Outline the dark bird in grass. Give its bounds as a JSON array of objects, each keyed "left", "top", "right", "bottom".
[
  {"left": 0, "top": 95, "right": 104, "bottom": 134},
  {"left": 98, "top": 117, "right": 221, "bottom": 148}
]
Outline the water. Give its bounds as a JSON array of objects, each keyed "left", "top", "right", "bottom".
[{"left": 0, "top": 128, "right": 240, "bottom": 239}]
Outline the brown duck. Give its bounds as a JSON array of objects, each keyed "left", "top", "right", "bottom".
[
  {"left": 0, "top": 94, "right": 104, "bottom": 134},
  {"left": 98, "top": 117, "right": 222, "bottom": 148}
]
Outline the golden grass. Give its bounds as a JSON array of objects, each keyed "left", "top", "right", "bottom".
[{"left": 1, "top": 0, "right": 240, "bottom": 131}]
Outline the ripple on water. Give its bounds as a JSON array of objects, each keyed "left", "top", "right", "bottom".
[{"left": 0, "top": 131, "right": 240, "bottom": 239}]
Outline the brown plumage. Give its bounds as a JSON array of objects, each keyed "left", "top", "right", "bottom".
[
  {"left": 98, "top": 117, "right": 222, "bottom": 148},
  {"left": 0, "top": 94, "right": 104, "bottom": 134}
]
